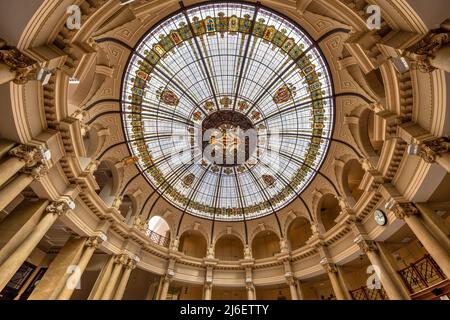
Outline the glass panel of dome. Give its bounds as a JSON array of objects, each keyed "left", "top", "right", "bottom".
[{"left": 121, "top": 2, "right": 334, "bottom": 221}]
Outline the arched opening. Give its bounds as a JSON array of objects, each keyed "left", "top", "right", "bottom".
[
  {"left": 366, "top": 110, "right": 383, "bottom": 156},
  {"left": 93, "top": 161, "right": 116, "bottom": 206},
  {"left": 179, "top": 230, "right": 207, "bottom": 258},
  {"left": 215, "top": 235, "right": 244, "bottom": 261},
  {"left": 318, "top": 194, "right": 341, "bottom": 232},
  {"left": 287, "top": 217, "right": 313, "bottom": 250},
  {"left": 118, "top": 195, "right": 134, "bottom": 224},
  {"left": 147, "top": 216, "right": 171, "bottom": 247},
  {"left": 251, "top": 231, "right": 280, "bottom": 259},
  {"left": 342, "top": 160, "right": 365, "bottom": 204}
]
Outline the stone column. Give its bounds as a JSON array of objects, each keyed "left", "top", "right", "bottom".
[
  {"left": 0, "top": 139, "right": 16, "bottom": 159},
  {"left": 57, "top": 236, "right": 103, "bottom": 300},
  {"left": 101, "top": 255, "right": 128, "bottom": 300},
  {"left": 287, "top": 277, "right": 299, "bottom": 300},
  {"left": 296, "top": 279, "right": 306, "bottom": 300},
  {"left": 320, "top": 259, "right": 347, "bottom": 300},
  {"left": 415, "top": 203, "right": 450, "bottom": 252},
  {"left": 159, "top": 275, "right": 172, "bottom": 300},
  {"left": 0, "top": 199, "right": 49, "bottom": 265},
  {"left": 113, "top": 259, "right": 137, "bottom": 300},
  {"left": 246, "top": 283, "right": 255, "bottom": 300},
  {"left": 0, "top": 145, "right": 44, "bottom": 188},
  {"left": 417, "top": 138, "right": 450, "bottom": 173},
  {"left": 354, "top": 236, "right": 407, "bottom": 300},
  {"left": 0, "top": 200, "right": 71, "bottom": 291},
  {"left": 88, "top": 255, "right": 115, "bottom": 300},
  {"left": 392, "top": 202, "right": 450, "bottom": 279},
  {"left": 203, "top": 283, "right": 212, "bottom": 300}
]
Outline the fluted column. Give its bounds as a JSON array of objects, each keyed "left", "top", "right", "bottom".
[
  {"left": 58, "top": 236, "right": 104, "bottom": 300},
  {"left": 320, "top": 259, "right": 347, "bottom": 300},
  {"left": 0, "top": 200, "right": 71, "bottom": 291},
  {"left": 417, "top": 138, "right": 450, "bottom": 173},
  {"left": 354, "top": 236, "right": 408, "bottom": 300},
  {"left": 88, "top": 255, "right": 115, "bottom": 300},
  {"left": 392, "top": 202, "right": 450, "bottom": 279},
  {"left": 203, "top": 283, "right": 212, "bottom": 300},
  {"left": 113, "top": 258, "right": 137, "bottom": 300},
  {"left": 101, "top": 255, "right": 128, "bottom": 300},
  {"left": 159, "top": 275, "right": 172, "bottom": 300}
]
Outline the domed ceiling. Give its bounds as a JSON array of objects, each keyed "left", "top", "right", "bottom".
[{"left": 121, "top": 1, "right": 335, "bottom": 221}]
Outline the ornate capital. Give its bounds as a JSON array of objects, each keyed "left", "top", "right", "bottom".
[
  {"left": 320, "top": 258, "right": 337, "bottom": 273},
  {"left": 114, "top": 254, "right": 129, "bottom": 266},
  {"left": 0, "top": 38, "right": 38, "bottom": 84},
  {"left": 354, "top": 235, "right": 378, "bottom": 253},
  {"left": 392, "top": 202, "right": 419, "bottom": 220},
  {"left": 22, "top": 163, "right": 48, "bottom": 180},
  {"left": 404, "top": 27, "right": 450, "bottom": 73},
  {"left": 9, "top": 145, "right": 43, "bottom": 166},
  {"left": 46, "top": 200, "right": 72, "bottom": 216},
  {"left": 418, "top": 137, "right": 450, "bottom": 164},
  {"left": 126, "top": 259, "right": 137, "bottom": 270},
  {"left": 85, "top": 235, "right": 105, "bottom": 249}
]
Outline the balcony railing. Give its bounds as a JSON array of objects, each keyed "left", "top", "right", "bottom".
[
  {"left": 145, "top": 229, "right": 170, "bottom": 248},
  {"left": 398, "top": 254, "right": 446, "bottom": 294},
  {"left": 349, "top": 286, "right": 388, "bottom": 300}
]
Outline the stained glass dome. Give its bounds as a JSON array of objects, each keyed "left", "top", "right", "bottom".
[{"left": 121, "top": 2, "right": 334, "bottom": 221}]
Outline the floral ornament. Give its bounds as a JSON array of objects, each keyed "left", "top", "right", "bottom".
[
  {"left": 238, "top": 101, "right": 249, "bottom": 112},
  {"left": 205, "top": 101, "right": 215, "bottom": 112},
  {"left": 262, "top": 175, "right": 276, "bottom": 188},
  {"left": 182, "top": 173, "right": 195, "bottom": 188},
  {"left": 157, "top": 87, "right": 179, "bottom": 106},
  {"left": 193, "top": 110, "right": 203, "bottom": 121},
  {"left": 273, "top": 83, "right": 296, "bottom": 104},
  {"left": 251, "top": 110, "right": 261, "bottom": 121},
  {"left": 220, "top": 96, "right": 232, "bottom": 109},
  {"left": 223, "top": 168, "right": 233, "bottom": 175}
]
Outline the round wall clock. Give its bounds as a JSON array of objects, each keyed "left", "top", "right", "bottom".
[{"left": 374, "top": 209, "right": 387, "bottom": 226}]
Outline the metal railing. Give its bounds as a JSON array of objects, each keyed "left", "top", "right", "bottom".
[
  {"left": 398, "top": 254, "right": 446, "bottom": 293},
  {"left": 145, "top": 229, "right": 170, "bottom": 248},
  {"left": 349, "top": 286, "right": 388, "bottom": 300}
]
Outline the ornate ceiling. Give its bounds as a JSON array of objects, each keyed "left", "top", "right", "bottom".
[{"left": 121, "top": 2, "right": 334, "bottom": 221}]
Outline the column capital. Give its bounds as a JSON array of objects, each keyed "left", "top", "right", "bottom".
[
  {"left": 403, "top": 26, "right": 450, "bottom": 73},
  {"left": 391, "top": 202, "right": 419, "bottom": 220},
  {"left": 45, "top": 200, "right": 73, "bottom": 216},
  {"left": 8, "top": 145, "right": 44, "bottom": 166},
  {"left": 0, "top": 38, "right": 39, "bottom": 84},
  {"left": 353, "top": 235, "right": 378, "bottom": 253},
  {"left": 126, "top": 259, "right": 137, "bottom": 270},
  {"left": 320, "top": 258, "right": 338, "bottom": 273},
  {"left": 85, "top": 234, "right": 107, "bottom": 249},
  {"left": 418, "top": 137, "right": 450, "bottom": 164},
  {"left": 114, "top": 254, "right": 129, "bottom": 266}
]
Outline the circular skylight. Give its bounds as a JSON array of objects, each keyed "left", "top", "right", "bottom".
[{"left": 121, "top": 2, "right": 334, "bottom": 221}]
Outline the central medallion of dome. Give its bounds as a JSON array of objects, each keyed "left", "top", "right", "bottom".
[{"left": 121, "top": 1, "right": 335, "bottom": 221}]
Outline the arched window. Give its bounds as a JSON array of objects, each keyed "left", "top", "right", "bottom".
[
  {"left": 251, "top": 231, "right": 280, "bottom": 259},
  {"left": 318, "top": 194, "right": 341, "bottom": 232},
  {"left": 148, "top": 216, "right": 170, "bottom": 239},
  {"left": 287, "top": 217, "right": 312, "bottom": 250},
  {"left": 215, "top": 235, "right": 244, "bottom": 261},
  {"left": 179, "top": 230, "right": 207, "bottom": 258}
]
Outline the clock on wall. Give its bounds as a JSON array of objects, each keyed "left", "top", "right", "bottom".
[{"left": 374, "top": 209, "right": 387, "bottom": 226}]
